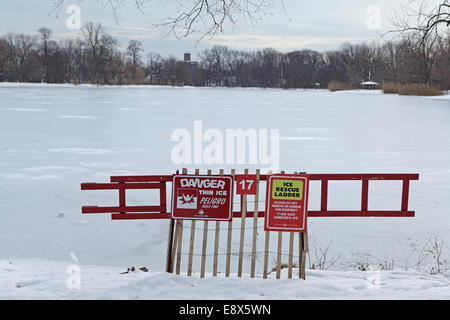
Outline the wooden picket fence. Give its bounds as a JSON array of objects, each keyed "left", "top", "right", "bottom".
[{"left": 167, "top": 168, "right": 308, "bottom": 279}]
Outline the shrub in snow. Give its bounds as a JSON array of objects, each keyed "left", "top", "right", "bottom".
[
  {"left": 398, "top": 84, "right": 444, "bottom": 96},
  {"left": 328, "top": 81, "right": 355, "bottom": 92},
  {"left": 383, "top": 82, "right": 399, "bottom": 94}
]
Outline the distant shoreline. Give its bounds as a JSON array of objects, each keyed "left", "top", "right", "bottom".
[{"left": 1, "top": 83, "right": 448, "bottom": 98}]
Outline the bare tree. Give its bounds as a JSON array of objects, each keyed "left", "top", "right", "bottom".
[
  {"left": 146, "top": 52, "right": 162, "bottom": 84},
  {"left": 82, "top": 22, "right": 119, "bottom": 84},
  {"left": 161, "top": 55, "right": 189, "bottom": 86},
  {"left": 126, "top": 40, "right": 143, "bottom": 80},
  {"left": 38, "top": 27, "right": 52, "bottom": 83},
  {"left": 62, "top": 38, "right": 84, "bottom": 84},
  {"left": 283, "top": 49, "right": 323, "bottom": 88},
  {"left": 390, "top": 0, "right": 449, "bottom": 48},
  {"left": 431, "top": 34, "right": 450, "bottom": 88},
  {"left": 156, "top": 0, "right": 274, "bottom": 39},
  {"left": 97, "top": 34, "right": 119, "bottom": 84},
  {"left": 82, "top": 22, "right": 104, "bottom": 83},
  {"left": 110, "top": 51, "right": 126, "bottom": 85},
  {"left": 2, "top": 34, "right": 36, "bottom": 82},
  {"left": 199, "top": 45, "right": 230, "bottom": 86},
  {"left": 224, "top": 49, "right": 249, "bottom": 86},
  {"left": 52, "top": 0, "right": 275, "bottom": 39},
  {"left": 257, "top": 48, "right": 281, "bottom": 88}
]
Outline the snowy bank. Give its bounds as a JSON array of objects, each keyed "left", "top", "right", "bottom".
[
  {"left": 1, "top": 259, "right": 448, "bottom": 300},
  {"left": 0, "top": 82, "right": 185, "bottom": 89}
]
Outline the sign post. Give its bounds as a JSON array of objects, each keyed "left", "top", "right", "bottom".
[{"left": 264, "top": 174, "right": 309, "bottom": 232}]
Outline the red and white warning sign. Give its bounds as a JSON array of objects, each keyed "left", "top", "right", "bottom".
[
  {"left": 171, "top": 175, "right": 233, "bottom": 221},
  {"left": 235, "top": 174, "right": 257, "bottom": 195},
  {"left": 264, "top": 174, "right": 309, "bottom": 232}
]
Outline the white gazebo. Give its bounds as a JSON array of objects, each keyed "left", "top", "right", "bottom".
[{"left": 360, "top": 81, "right": 379, "bottom": 90}]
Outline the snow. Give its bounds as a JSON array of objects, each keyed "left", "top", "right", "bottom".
[
  {"left": 430, "top": 94, "right": 450, "bottom": 101},
  {"left": 1, "top": 83, "right": 450, "bottom": 299},
  {"left": 1, "top": 259, "right": 449, "bottom": 300}
]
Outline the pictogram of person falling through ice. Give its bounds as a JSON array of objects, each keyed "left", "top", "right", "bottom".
[{"left": 177, "top": 189, "right": 198, "bottom": 209}]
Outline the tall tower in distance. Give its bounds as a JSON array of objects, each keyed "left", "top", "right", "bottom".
[{"left": 184, "top": 53, "right": 191, "bottom": 62}]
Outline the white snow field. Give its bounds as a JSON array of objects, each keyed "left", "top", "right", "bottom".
[
  {"left": 1, "top": 259, "right": 449, "bottom": 300},
  {"left": 1, "top": 83, "right": 449, "bottom": 299}
]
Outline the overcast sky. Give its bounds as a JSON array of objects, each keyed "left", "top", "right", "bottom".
[{"left": 0, "top": 0, "right": 409, "bottom": 59}]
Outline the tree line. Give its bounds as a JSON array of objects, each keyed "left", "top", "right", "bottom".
[{"left": 0, "top": 22, "right": 449, "bottom": 89}]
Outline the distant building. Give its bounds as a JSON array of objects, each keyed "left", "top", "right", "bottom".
[
  {"left": 360, "top": 81, "right": 379, "bottom": 89},
  {"left": 182, "top": 53, "right": 199, "bottom": 86},
  {"left": 183, "top": 52, "right": 198, "bottom": 69},
  {"left": 360, "top": 71, "right": 379, "bottom": 89}
]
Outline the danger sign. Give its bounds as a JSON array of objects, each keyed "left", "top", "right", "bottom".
[
  {"left": 171, "top": 175, "right": 233, "bottom": 221},
  {"left": 264, "top": 175, "right": 309, "bottom": 232}
]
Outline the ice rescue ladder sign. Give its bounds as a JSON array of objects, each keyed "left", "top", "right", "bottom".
[
  {"left": 171, "top": 175, "right": 233, "bottom": 221},
  {"left": 264, "top": 174, "right": 309, "bottom": 232}
]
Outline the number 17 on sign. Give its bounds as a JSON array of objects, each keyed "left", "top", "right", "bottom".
[{"left": 235, "top": 175, "right": 257, "bottom": 195}]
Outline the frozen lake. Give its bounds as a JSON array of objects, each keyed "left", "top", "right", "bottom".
[{"left": 1, "top": 84, "right": 449, "bottom": 274}]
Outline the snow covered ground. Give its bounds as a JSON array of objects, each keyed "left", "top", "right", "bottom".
[
  {"left": 0, "top": 83, "right": 449, "bottom": 299},
  {"left": 1, "top": 259, "right": 448, "bottom": 300}
]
